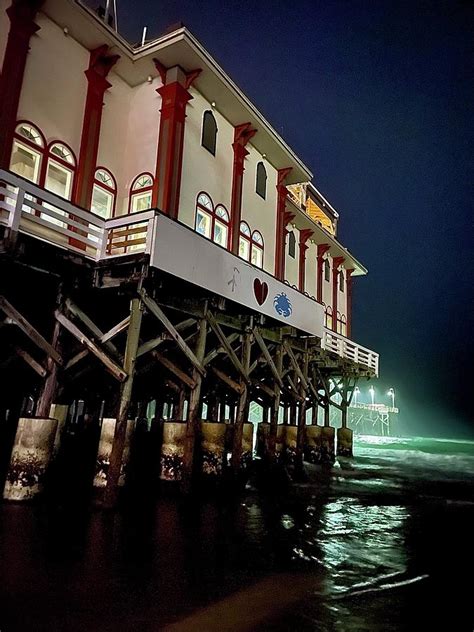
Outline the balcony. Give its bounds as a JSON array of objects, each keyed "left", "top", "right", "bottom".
[{"left": 322, "top": 328, "right": 379, "bottom": 376}]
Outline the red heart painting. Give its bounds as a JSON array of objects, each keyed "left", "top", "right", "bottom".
[{"left": 253, "top": 278, "right": 269, "bottom": 306}]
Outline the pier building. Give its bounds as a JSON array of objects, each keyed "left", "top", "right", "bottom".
[{"left": 0, "top": 0, "right": 379, "bottom": 502}]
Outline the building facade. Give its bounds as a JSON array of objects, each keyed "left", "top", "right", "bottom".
[{"left": 0, "top": 0, "right": 379, "bottom": 495}]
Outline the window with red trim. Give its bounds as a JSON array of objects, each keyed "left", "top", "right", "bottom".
[
  {"left": 239, "top": 222, "right": 264, "bottom": 269},
  {"left": 91, "top": 168, "right": 116, "bottom": 219},
  {"left": 336, "top": 312, "right": 347, "bottom": 336},
  {"left": 194, "top": 192, "right": 230, "bottom": 248},
  {"left": 129, "top": 173, "right": 153, "bottom": 213},
  {"left": 10, "top": 122, "right": 45, "bottom": 183},
  {"left": 325, "top": 305, "right": 333, "bottom": 329}
]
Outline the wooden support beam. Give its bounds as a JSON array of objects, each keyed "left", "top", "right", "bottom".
[
  {"left": 252, "top": 381, "right": 275, "bottom": 399},
  {"left": 268, "top": 344, "right": 284, "bottom": 459},
  {"left": 212, "top": 367, "right": 245, "bottom": 395},
  {"left": 104, "top": 297, "right": 143, "bottom": 508},
  {"left": 152, "top": 351, "right": 196, "bottom": 389},
  {"left": 182, "top": 317, "right": 208, "bottom": 492},
  {"left": 296, "top": 344, "right": 309, "bottom": 469},
  {"left": 55, "top": 311, "right": 127, "bottom": 382},
  {"left": 65, "top": 315, "right": 130, "bottom": 370},
  {"left": 140, "top": 290, "right": 205, "bottom": 377},
  {"left": 203, "top": 332, "right": 240, "bottom": 366},
  {"left": 253, "top": 328, "right": 283, "bottom": 389},
  {"left": 0, "top": 296, "right": 62, "bottom": 365},
  {"left": 231, "top": 328, "right": 252, "bottom": 473},
  {"left": 137, "top": 317, "right": 196, "bottom": 359},
  {"left": 283, "top": 341, "right": 309, "bottom": 390},
  {"left": 206, "top": 311, "right": 249, "bottom": 382},
  {"left": 15, "top": 347, "right": 47, "bottom": 378},
  {"left": 65, "top": 298, "right": 120, "bottom": 358}
]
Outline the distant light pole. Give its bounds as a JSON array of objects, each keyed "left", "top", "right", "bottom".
[
  {"left": 369, "top": 385, "right": 375, "bottom": 406},
  {"left": 354, "top": 386, "right": 360, "bottom": 405},
  {"left": 387, "top": 387, "right": 395, "bottom": 408}
]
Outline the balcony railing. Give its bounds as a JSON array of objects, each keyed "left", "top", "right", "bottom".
[
  {"left": 0, "top": 169, "right": 155, "bottom": 260},
  {"left": 322, "top": 327, "right": 379, "bottom": 376}
]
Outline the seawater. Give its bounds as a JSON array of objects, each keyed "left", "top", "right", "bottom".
[{"left": 0, "top": 435, "right": 473, "bottom": 631}]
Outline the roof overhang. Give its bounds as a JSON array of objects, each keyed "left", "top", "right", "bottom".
[{"left": 42, "top": 0, "right": 312, "bottom": 183}]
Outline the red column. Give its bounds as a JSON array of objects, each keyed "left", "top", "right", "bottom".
[
  {"left": 230, "top": 123, "right": 257, "bottom": 254},
  {"left": 316, "top": 243, "right": 330, "bottom": 302},
  {"left": 332, "top": 256, "right": 345, "bottom": 332},
  {"left": 73, "top": 45, "right": 119, "bottom": 209},
  {"left": 346, "top": 268, "right": 354, "bottom": 338},
  {"left": 152, "top": 61, "right": 201, "bottom": 218},
  {"left": 274, "top": 167, "right": 292, "bottom": 280},
  {"left": 298, "top": 229, "right": 313, "bottom": 292},
  {"left": 0, "top": 0, "right": 43, "bottom": 170}
]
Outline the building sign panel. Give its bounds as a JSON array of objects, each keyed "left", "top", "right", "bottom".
[{"left": 151, "top": 214, "right": 324, "bottom": 337}]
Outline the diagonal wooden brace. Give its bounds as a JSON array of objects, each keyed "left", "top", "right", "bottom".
[
  {"left": 0, "top": 296, "right": 63, "bottom": 365},
  {"left": 55, "top": 310, "right": 127, "bottom": 382}
]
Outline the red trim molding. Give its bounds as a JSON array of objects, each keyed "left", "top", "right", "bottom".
[
  {"left": 0, "top": 0, "right": 44, "bottom": 169},
  {"left": 332, "top": 256, "right": 345, "bottom": 332},
  {"left": 316, "top": 243, "right": 330, "bottom": 302},
  {"left": 346, "top": 268, "right": 354, "bottom": 338},
  {"left": 274, "top": 167, "right": 292, "bottom": 280},
  {"left": 73, "top": 45, "right": 119, "bottom": 210},
  {"left": 152, "top": 59, "right": 202, "bottom": 218},
  {"left": 298, "top": 228, "right": 313, "bottom": 292},
  {"left": 230, "top": 122, "right": 257, "bottom": 254}
]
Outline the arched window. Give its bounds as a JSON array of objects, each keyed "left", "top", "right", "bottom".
[
  {"left": 129, "top": 173, "right": 153, "bottom": 213},
  {"left": 213, "top": 204, "right": 230, "bottom": 247},
  {"left": 91, "top": 168, "right": 116, "bottom": 219},
  {"left": 256, "top": 162, "right": 267, "bottom": 199},
  {"left": 339, "top": 270, "right": 345, "bottom": 292},
  {"left": 10, "top": 121, "right": 45, "bottom": 183},
  {"left": 251, "top": 230, "right": 264, "bottom": 268},
  {"left": 324, "top": 258, "right": 331, "bottom": 282},
  {"left": 43, "top": 142, "right": 77, "bottom": 226},
  {"left": 45, "top": 142, "right": 76, "bottom": 200},
  {"left": 288, "top": 231, "right": 296, "bottom": 258},
  {"left": 194, "top": 193, "right": 229, "bottom": 248},
  {"left": 325, "top": 306, "right": 333, "bottom": 329},
  {"left": 201, "top": 110, "right": 217, "bottom": 155},
  {"left": 339, "top": 314, "right": 347, "bottom": 336},
  {"left": 239, "top": 221, "right": 251, "bottom": 261}
]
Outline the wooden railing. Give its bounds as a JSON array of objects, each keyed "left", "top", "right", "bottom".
[
  {"left": 322, "top": 327, "right": 379, "bottom": 376},
  {"left": 0, "top": 169, "right": 155, "bottom": 260}
]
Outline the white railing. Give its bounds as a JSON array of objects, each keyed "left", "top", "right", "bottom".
[
  {"left": 0, "top": 169, "right": 155, "bottom": 260},
  {"left": 322, "top": 327, "right": 379, "bottom": 376}
]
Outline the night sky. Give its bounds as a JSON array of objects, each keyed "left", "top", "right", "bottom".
[{"left": 108, "top": 0, "right": 473, "bottom": 437}]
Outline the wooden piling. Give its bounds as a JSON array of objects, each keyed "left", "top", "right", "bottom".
[{"left": 103, "top": 297, "right": 143, "bottom": 508}]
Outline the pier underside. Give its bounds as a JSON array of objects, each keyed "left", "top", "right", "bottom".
[{"left": 0, "top": 227, "right": 375, "bottom": 503}]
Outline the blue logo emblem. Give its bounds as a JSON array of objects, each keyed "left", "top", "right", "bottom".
[{"left": 273, "top": 292, "right": 292, "bottom": 318}]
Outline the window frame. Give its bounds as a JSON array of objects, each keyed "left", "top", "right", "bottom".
[
  {"left": 250, "top": 229, "right": 264, "bottom": 269},
  {"left": 10, "top": 120, "right": 46, "bottom": 185},
  {"left": 194, "top": 192, "right": 230, "bottom": 249},
  {"left": 325, "top": 306, "right": 333, "bottom": 329},
  {"left": 324, "top": 258, "right": 331, "bottom": 282},
  {"left": 201, "top": 110, "right": 218, "bottom": 156},
  {"left": 128, "top": 172, "right": 154, "bottom": 214},
  {"left": 255, "top": 161, "right": 267, "bottom": 199},
  {"left": 339, "top": 270, "right": 345, "bottom": 292},
  {"left": 91, "top": 167, "right": 117, "bottom": 219},
  {"left": 288, "top": 230, "right": 296, "bottom": 259}
]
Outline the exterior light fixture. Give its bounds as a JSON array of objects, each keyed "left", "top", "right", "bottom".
[
  {"left": 211, "top": 101, "right": 216, "bottom": 107},
  {"left": 387, "top": 387, "right": 395, "bottom": 408}
]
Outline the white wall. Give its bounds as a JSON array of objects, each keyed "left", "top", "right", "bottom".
[
  {"left": 17, "top": 13, "right": 88, "bottom": 159},
  {"left": 119, "top": 77, "right": 161, "bottom": 214},
  {"left": 241, "top": 146, "right": 277, "bottom": 275},
  {"left": 179, "top": 89, "right": 233, "bottom": 228}
]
